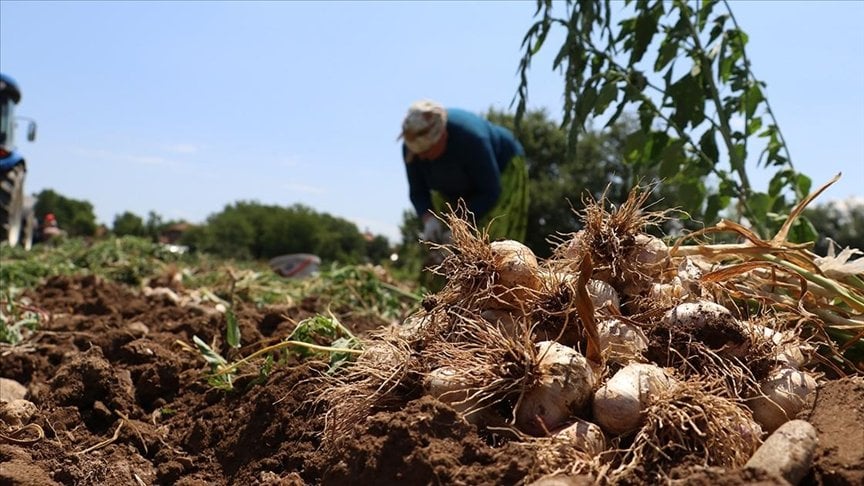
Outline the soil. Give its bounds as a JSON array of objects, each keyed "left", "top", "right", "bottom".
[{"left": 1, "top": 274, "right": 862, "bottom": 485}]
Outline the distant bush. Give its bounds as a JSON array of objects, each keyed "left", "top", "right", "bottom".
[{"left": 182, "top": 201, "right": 370, "bottom": 263}]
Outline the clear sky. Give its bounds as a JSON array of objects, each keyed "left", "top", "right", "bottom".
[{"left": 1, "top": 1, "right": 862, "bottom": 242}]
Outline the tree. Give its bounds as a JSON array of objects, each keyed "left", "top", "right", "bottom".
[
  {"left": 805, "top": 199, "right": 864, "bottom": 255},
  {"left": 188, "top": 201, "right": 370, "bottom": 263},
  {"left": 145, "top": 211, "right": 164, "bottom": 241},
  {"left": 112, "top": 211, "right": 146, "bottom": 237},
  {"left": 365, "top": 234, "right": 393, "bottom": 265},
  {"left": 516, "top": 0, "right": 814, "bottom": 241},
  {"left": 32, "top": 189, "right": 98, "bottom": 237}
]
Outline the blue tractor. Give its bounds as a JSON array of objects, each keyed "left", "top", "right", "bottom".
[{"left": 0, "top": 73, "right": 37, "bottom": 249}]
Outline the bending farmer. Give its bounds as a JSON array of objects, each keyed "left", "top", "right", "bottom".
[{"left": 400, "top": 99, "right": 529, "bottom": 243}]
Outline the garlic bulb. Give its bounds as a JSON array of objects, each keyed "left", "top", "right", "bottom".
[
  {"left": 592, "top": 362, "right": 676, "bottom": 435},
  {"left": 424, "top": 367, "right": 485, "bottom": 424},
  {"left": 743, "top": 322, "right": 810, "bottom": 369},
  {"left": 516, "top": 341, "right": 597, "bottom": 436},
  {"left": 490, "top": 240, "right": 542, "bottom": 290},
  {"left": 552, "top": 418, "right": 606, "bottom": 455},
  {"left": 597, "top": 318, "right": 648, "bottom": 362},
  {"left": 587, "top": 279, "right": 621, "bottom": 314},
  {"left": 662, "top": 300, "right": 739, "bottom": 329},
  {"left": 747, "top": 366, "right": 818, "bottom": 433}
]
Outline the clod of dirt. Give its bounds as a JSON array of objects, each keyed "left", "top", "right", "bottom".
[
  {"left": 48, "top": 346, "right": 135, "bottom": 421},
  {"left": 644, "top": 312, "right": 773, "bottom": 382},
  {"left": 321, "top": 396, "right": 533, "bottom": 485},
  {"left": 0, "top": 459, "right": 61, "bottom": 486},
  {"left": 0, "top": 398, "right": 37, "bottom": 427},
  {"left": 118, "top": 338, "right": 184, "bottom": 410},
  {"left": 800, "top": 376, "right": 864, "bottom": 485}
]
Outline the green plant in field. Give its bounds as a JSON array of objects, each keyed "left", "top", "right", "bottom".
[
  {"left": 0, "top": 241, "right": 81, "bottom": 289},
  {"left": 0, "top": 236, "right": 196, "bottom": 290},
  {"left": 0, "top": 291, "right": 44, "bottom": 345},
  {"left": 287, "top": 314, "right": 363, "bottom": 372},
  {"left": 158, "top": 407, "right": 177, "bottom": 417},
  {"left": 183, "top": 313, "right": 365, "bottom": 390},
  {"left": 73, "top": 236, "right": 191, "bottom": 285},
  {"left": 190, "top": 335, "right": 235, "bottom": 390},
  {"left": 303, "top": 264, "right": 422, "bottom": 323}
]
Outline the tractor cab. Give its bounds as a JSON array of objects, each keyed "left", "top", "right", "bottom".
[
  {"left": 0, "top": 73, "right": 38, "bottom": 249},
  {"left": 0, "top": 74, "right": 36, "bottom": 154}
]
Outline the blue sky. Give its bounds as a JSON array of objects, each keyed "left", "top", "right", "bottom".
[{"left": 1, "top": 1, "right": 862, "bottom": 243}]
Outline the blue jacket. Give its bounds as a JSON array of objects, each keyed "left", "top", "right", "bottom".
[{"left": 404, "top": 108, "right": 524, "bottom": 220}]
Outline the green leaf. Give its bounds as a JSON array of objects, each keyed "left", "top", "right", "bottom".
[
  {"left": 328, "top": 336, "right": 360, "bottom": 373},
  {"left": 705, "top": 193, "right": 731, "bottom": 223},
  {"left": 699, "top": 129, "right": 719, "bottom": 163},
  {"left": 629, "top": 8, "right": 660, "bottom": 65},
  {"left": 796, "top": 174, "right": 812, "bottom": 197},
  {"left": 288, "top": 314, "right": 360, "bottom": 367},
  {"left": 730, "top": 143, "right": 746, "bottom": 171},
  {"left": 748, "top": 192, "right": 775, "bottom": 223},
  {"left": 624, "top": 131, "right": 647, "bottom": 162},
  {"left": 659, "top": 139, "right": 686, "bottom": 178},
  {"left": 668, "top": 73, "right": 704, "bottom": 129},
  {"left": 663, "top": 63, "right": 675, "bottom": 92},
  {"left": 733, "top": 29, "right": 749, "bottom": 48},
  {"left": 788, "top": 217, "right": 818, "bottom": 244},
  {"left": 594, "top": 80, "right": 618, "bottom": 115},
  {"left": 575, "top": 85, "right": 598, "bottom": 129},
  {"left": 648, "top": 131, "right": 671, "bottom": 162},
  {"left": 638, "top": 101, "right": 655, "bottom": 132},
  {"left": 718, "top": 178, "right": 737, "bottom": 197},
  {"left": 616, "top": 17, "right": 637, "bottom": 43},
  {"left": 697, "top": 0, "right": 719, "bottom": 30},
  {"left": 708, "top": 14, "right": 729, "bottom": 45},
  {"left": 654, "top": 38, "right": 679, "bottom": 72},
  {"left": 225, "top": 307, "right": 240, "bottom": 348},
  {"left": 531, "top": 23, "right": 550, "bottom": 55},
  {"left": 192, "top": 336, "right": 227, "bottom": 366},
  {"left": 746, "top": 116, "right": 763, "bottom": 137},
  {"left": 768, "top": 170, "right": 792, "bottom": 197},
  {"left": 289, "top": 315, "right": 338, "bottom": 357},
  {"left": 629, "top": 69, "right": 648, "bottom": 91},
  {"left": 718, "top": 36, "right": 734, "bottom": 82},
  {"left": 744, "top": 83, "right": 764, "bottom": 118},
  {"left": 678, "top": 180, "right": 706, "bottom": 214}
]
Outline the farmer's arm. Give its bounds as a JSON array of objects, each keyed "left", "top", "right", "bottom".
[{"left": 405, "top": 158, "right": 433, "bottom": 220}]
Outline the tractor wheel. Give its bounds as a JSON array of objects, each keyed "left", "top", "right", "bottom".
[
  {"left": 0, "top": 164, "right": 26, "bottom": 247},
  {"left": 22, "top": 200, "right": 36, "bottom": 250}
]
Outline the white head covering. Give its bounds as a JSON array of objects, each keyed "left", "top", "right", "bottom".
[{"left": 401, "top": 99, "right": 447, "bottom": 155}]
